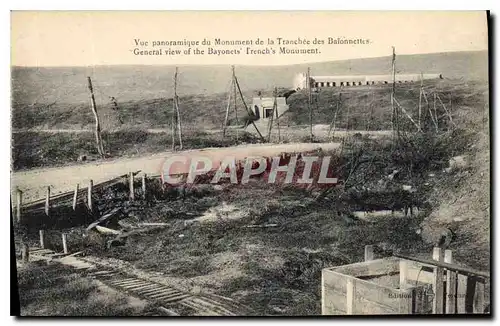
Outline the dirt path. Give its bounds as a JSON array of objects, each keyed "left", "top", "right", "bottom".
[{"left": 11, "top": 142, "right": 341, "bottom": 204}]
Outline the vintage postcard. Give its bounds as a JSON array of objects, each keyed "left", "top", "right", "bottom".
[{"left": 11, "top": 11, "right": 490, "bottom": 316}]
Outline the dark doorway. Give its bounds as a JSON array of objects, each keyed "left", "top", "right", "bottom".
[{"left": 254, "top": 105, "right": 260, "bottom": 119}]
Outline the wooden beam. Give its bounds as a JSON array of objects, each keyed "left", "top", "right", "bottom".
[
  {"left": 346, "top": 278, "right": 356, "bottom": 314},
  {"left": 87, "top": 179, "right": 93, "bottom": 212},
  {"left": 174, "top": 67, "right": 183, "bottom": 150},
  {"left": 62, "top": 233, "right": 68, "bottom": 254},
  {"left": 15, "top": 188, "right": 22, "bottom": 223},
  {"left": 307, "top": 67, "right": 313, "bottom": 142},
  {"left": 129, "top": 172, "right": 135, "bottom": 201},
  {"left": 222, "top": 77, "right": 233, "bottom": 137},
  {"left": 142, "top": 174, "right": 147, "bottom": 199},
  {"left": 72, "top": 183, "right": 79, "bottom": 211},
  {"left": 39, "top": 230, "right": 45, "bottom": 249},
  {"left": 233, "top": 72, "right": 265, "bottom": 142},
  {"left": 399, "top": 259, "right": 409, "bottom": 290},
  {"left": 432, "top": 247, "right": 445, "bottom": 314},
  {"left": 445, "top": 250, "right": 457, "bottom": 314},
  {"left": 45, "top": 186, "right": 50, "bottom": 216},
  {"left": 393, "top": 253, "right": 490, "bottom": 279},
  {"left": 475, "top": 280, "right": 485, "bottom": 313}
]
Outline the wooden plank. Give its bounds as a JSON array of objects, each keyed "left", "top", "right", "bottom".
[
  {"left": 475, "top": 280, "right": 485, "bottom": 313},
  {"left": 353, "top": 275, "right": 409, "bottom": 311},
  {"left": 400, "top": 260, "right": 409, "bottom": 289},
  {"left": 95, "top": 225, "right": 121, "bottom": 235},
  {"left": 45, "top": 186, "right": 51, "bottom": 216},
  {"left": 445, "top": 250, "right": 456, "bottom": 314},
  {"left": 72, "top": 183, "right": 79, "bottom": 211},
  {"left": 432, "top": 247, "right": 445, "bottom": 314},
  {"left": 142, "top": 174, "right": 147, "bottom": 198},
  {"left": 62, "top": 233, "right": 68, "bottom": 254},
  {"left": 129, "top": 172, "right": 135, "bottom": 201},
  {"left": 16, "top": 188, "right": 22, "bottom": 223},
  {"left": 39, "top": 230, "right": 45, "bottom": 249},
  {"left": 346, "top": 278, "right": 355, "bottom": 314},
  {"left": 322, "top": 269, "right": 347, "bottom": 314},
  {"left": 86, "top": 207, "right": 122, "bottom": 231},
  {"left": 394, "top": 253, "right": 490, "bottom": 279},
  {"left": 88, "top": 179, "right": 93, "bottom": 212},
  {"left": 456, "top": 274, "right": 467, "bottom": 313},
  {"left": 353, "top": 296, "right": 399, "bottom": 315},
  {"left": 331, "top": 257, "right": 400, "bottom": 277}
]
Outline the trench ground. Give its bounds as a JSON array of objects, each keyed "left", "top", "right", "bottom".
[
  {"left": 13, "top": 79, "right": 490, "bottom": 315},
  {"left": 15, "top": 132, "right": 472, "bottom": 316}
]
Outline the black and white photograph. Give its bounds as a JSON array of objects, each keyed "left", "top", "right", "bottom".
[{"left": 10, "top": 11, "right": 491, "bottom": 316}]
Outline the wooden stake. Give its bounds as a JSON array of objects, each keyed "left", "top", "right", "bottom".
[
  {"left": 72, "top": 183, "right": 79, "bottom": 211},
  {"left": 307, "top": 67, "right": 313, "bottom": 142},
  {"left": 222, "top": 77, "right": 233, "bottom": 137},
  {"left": 142, "top": 174, "right": 147, "bottom": 198},
  {"left": 445, "top": 250, "right": 457, "bottom": 314},
  {"left": 87, "top": 77, "right": 105, "bottom": 158},
  {"left": 233, "top": 73, "right": 266, "bottom": 142},
  {"left": 129, "top": 172, "right": 135, "bottom": 201},
  {"left": 174, "top": 67, "right": 183, "bottom": 150},
  {"left": 39, "top": 230, "right": 45, "bottom": 249},
  {"left": 232, "top": 66, "right": 239, "bottom": 124},
  {"left": 275, "top": 88, "right": 281, "bottom": 142},
  {"left": 21, "top": 242, "right": 29, "bottom": 263},
  {"left": 399, "top": 259, "right": 409, "bottom": 289},
  {"left": 364, "top": 245, "right": 374, "bottom": 261},
  {"left": 432, "top": 247, "right": 445, "bottom": 314},
  {"left": 433, "top": 92, "right": 439, "bottom": 130},
  {"left": 62, "top": 233, "right": 68, "bottom": 254},
  {"left": 45, "top": 186, "right": 50, "bottom": 217},
  {"left": 346, "top": 278, "right": 356, "bottom": 314},
  {"left": 15, "top": 188, "right": 22, "bottom": 223},
  {"left": 475, "top": 280, "right": 485, "bottom": 313},
  {"left": 88, "top": 180, "right": 93, "bottom": 212},
  {"left": 171, "top": 94, "right": 176, "bottom": 151},
  {"left": 391, "top": 46, "right": 397, "bottom": 142}
]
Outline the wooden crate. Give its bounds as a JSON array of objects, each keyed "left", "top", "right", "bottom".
[
  {"left": 322, "top": 257, "right": 412, "bottom": 315},
  {"left": 322, "top": 251, "right": 489, "bottom": 315}
]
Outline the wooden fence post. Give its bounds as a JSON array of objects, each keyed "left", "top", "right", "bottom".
[
  {"left": 88, "top": 180, "right": 93, "bottom": 212},
  {"left": 129, "top": 172, "right": 135, "bottom": 201},
  {"left": 21, "top": 242, "right": 29, "bottom": 263},
  {"left": 72, "top": 183, "right": 79, "bottom": 211},
  {"left": 346, "top": 278, "right": 356, "bottom": 315},
  {"left": 39, "top": 230, "right": 45, "bottom": 249},
  {"left": 432, "top": 247, "right": 445, "bottom": 314},
  {"left": 45, "top": 186, "right": 51, "bottom": 216},
  {"left": 142, "top": 174, "right": 147, "bottom": 199},
  {"left": 445, "top": 250, "right": 456, "bottom": 314},
  {"left": 475, "top": 281, "right": 485, "bottom": 313},
  {"left": 15, "top": 188, "right": 22, "bottom": 223},
  {"left": 400, "top": 259, "right": 409, "bottom": 290},
  {"left": 364, "top": 245, "right": 374, "bottom": 261},
  {"left": 62, "top": 233, "right": 68, "bottom": 254}
]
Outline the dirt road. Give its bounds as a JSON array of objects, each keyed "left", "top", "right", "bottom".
[{"left": 11, "top": 142, "right": 341, "bottom": 204}]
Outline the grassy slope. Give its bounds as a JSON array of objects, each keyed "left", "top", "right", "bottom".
[{"left": 12, "top": 51, "right": 487, "bottom": 131}]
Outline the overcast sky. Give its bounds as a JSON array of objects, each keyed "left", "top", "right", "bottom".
[{"left": 11, "top": 11, "right": 488, "bottom": 67}]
